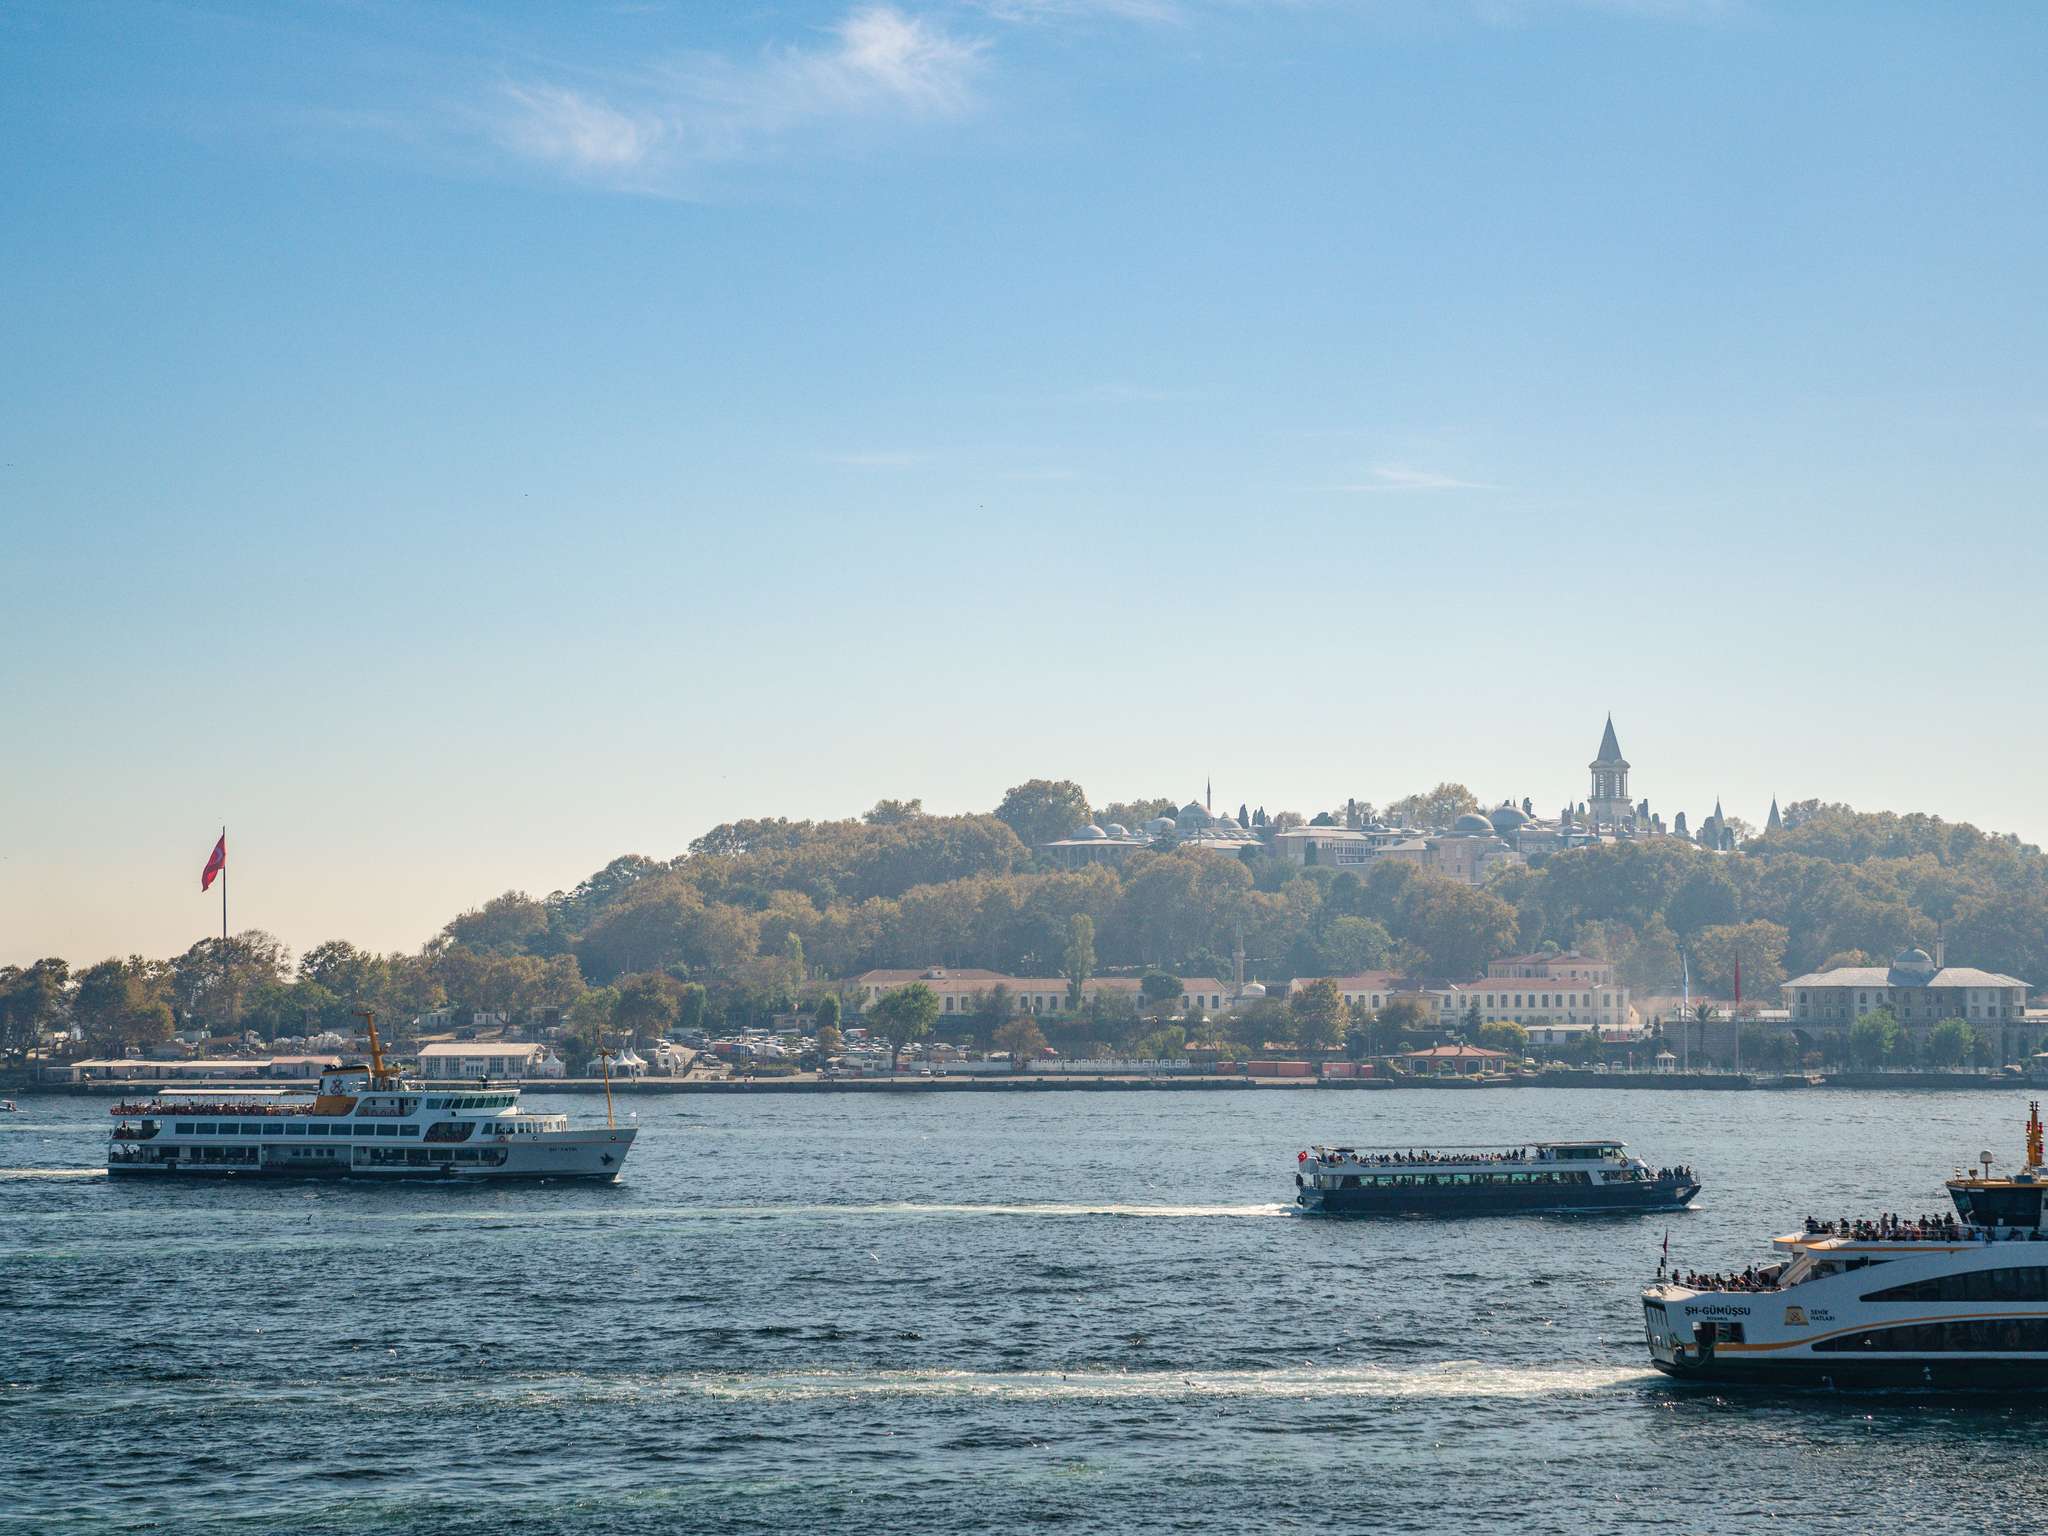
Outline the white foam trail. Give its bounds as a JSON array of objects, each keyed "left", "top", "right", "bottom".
[
  {"left": 409, "top": 1201, "right": 1292, "bottom": 1223},
  {"left": 0, "top": 1168, "right": 105, "bottom": 1180},
  {"left": 690, "top": 1361, "right": 1655, "bottom": 1403}
]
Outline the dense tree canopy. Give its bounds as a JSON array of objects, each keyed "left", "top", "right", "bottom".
[{"left": 10, "top": 792, "right": 2047, "bottom": 1065}]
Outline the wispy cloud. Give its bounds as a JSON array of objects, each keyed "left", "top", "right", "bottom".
[
  {"left": 486, "top": 5, "right": 986, "bottom": 190},
  {"left": 497, "top": 84, "right": 660, "bottom": 172},
  {"left": 1330, "top": 465, "right": 1499, "bottom": 493}
]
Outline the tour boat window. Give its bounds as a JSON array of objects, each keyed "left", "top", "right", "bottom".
[
  {"left": 241, "top": 1123, "right": 264, "bottom": 1135},
  {"left": 175, "top": 1123, "right": 194, "bottom": 1134},
  {"left": 400, "top": 1125, "right": 420, "bottom": 1137},
  {"left": 288, "top": 1124, "right": 307, "bottom": 1135},
  {"left": 377, "top": 1125, "right": 399, "bottom": 1137},
  {"left": 1817, "top": 1318, "right": 2048, "bottom": 1353},
  {"left": 1864, "top": 1267, "right": 2048, "bottom": 1304}
]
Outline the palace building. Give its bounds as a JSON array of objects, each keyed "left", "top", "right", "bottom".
[{"left": 1782, "top": 945, "right": 2029, "bottom": 1029}]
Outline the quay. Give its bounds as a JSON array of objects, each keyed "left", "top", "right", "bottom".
[
  {"left": 12, "top": 1073, "right": 2031, "bottom": 1097},
  {"left": 25, "top": 1069, "right": 2029, "bottom": 1096}
]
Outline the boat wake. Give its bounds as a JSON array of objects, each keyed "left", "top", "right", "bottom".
[
  {"left": 408, "top": 1200, "right": 1293, "bottom": 1223},
  {"left": 681, "top": 1360, "right": 1656, "bottom": 1403},
  {"left": 0, "top": 1168, "right": 106, "bottom": 1180}
]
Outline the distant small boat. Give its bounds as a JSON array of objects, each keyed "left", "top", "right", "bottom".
[{"left": 0, "top": 1100, "right": 17, "bottom": 1112}]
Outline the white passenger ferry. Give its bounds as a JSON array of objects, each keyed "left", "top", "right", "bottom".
[
  {"left": 1645, "top": 1104, "right": 2048, "bottom": 1389},
  {"left": 105, "top": 1015, "right": 635, "bottom": 1182}
]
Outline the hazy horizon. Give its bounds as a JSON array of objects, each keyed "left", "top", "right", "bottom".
[{"left": 6, "top": 0, "right": 2046, "bottom": 965}]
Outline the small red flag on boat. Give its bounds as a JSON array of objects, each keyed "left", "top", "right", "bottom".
[{"left": 201, "top": 834, "right": 226, "bottom": 892}]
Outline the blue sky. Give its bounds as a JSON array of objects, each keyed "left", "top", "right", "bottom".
[{"left": 4, "top": 0, "right": 2045, "bottom": 964}]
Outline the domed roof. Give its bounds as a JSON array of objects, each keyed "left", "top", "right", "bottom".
[
  {"left": 1452, "top": 811, "right": 1497, "bottom": 835},
  {"left": 1077, "top": 824, "right": 1107, "bottom": 840},
  {"left": 1893, "top": 946, "right": 1935, "bottom": 969},
  {"left": 1488, "top": 803, "right": 1530, "bottom": 833},
  {"left": 1239, "top": 981, "right": 1268, "bottom": 999},
  {"left": 1103, "top": 823, "right": 1130, "bottom": 839},
  {"left": 1145, "top": 816, "right": 1176, "bottom": 834},
  {"left": 1179, "top": 801, "right": 1209, "bottom": 820}
]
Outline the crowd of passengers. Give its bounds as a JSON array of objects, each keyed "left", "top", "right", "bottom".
[
  {"left": 1319, "top": 1148, "right": 1543, "bottom": 1166},
  {"left": 1802, "top": 1212, "right": 2045, "bottom": 1242},
  {"left": 111, "top": 1102, "right": 305, "bottom": 1118},
  {"left": 1315, "top": 1148, "right": 1694, "bottom": 1183},
  {"left": 1675, "top": 1265, "right": 1778, "bottom": 1292}
]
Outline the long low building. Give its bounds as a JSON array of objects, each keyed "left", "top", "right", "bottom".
[
  {"left": 847, "top": 968, "right": 1235, "bottom": 1019},
  {"left": 413, "top": 1041, "right": 567, "bottom": 1080},
  {"left": 1286, "top": 972, "right": 1434, "bottom": 1014},
  {"left": 1783, "top": 946, "right": 2028, "bottom": 1027},
  {"left": 1443, "top": 976, "right": 1636, "bottom": 1034},
  {"left": 38, "top": 1056, "right": 342, "bottom": 1083},
  {"left": 1285, "top": 969, "right": 1639, "bottom": 1037}
]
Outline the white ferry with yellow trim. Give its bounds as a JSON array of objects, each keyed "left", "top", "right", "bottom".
[
  {"left": 104, "top": 1014, "right": 636, "bottom": 1182},
  {"left": 1645, "top": 1104, "right": 2048, "bottom": 1389}
]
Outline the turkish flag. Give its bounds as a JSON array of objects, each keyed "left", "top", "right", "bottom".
[{"left": 201, "top": 834, "right": 226, "bottom": 892}]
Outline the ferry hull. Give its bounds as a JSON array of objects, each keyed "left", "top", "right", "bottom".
[
  {"left": 1297, "top": 1178, "right": 1699, "bottom": 1217},
  {"left": 1651, "top": 1353, "right": 2048, "bottom": 1391}
]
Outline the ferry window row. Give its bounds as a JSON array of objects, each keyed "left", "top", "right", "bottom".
[
  {"left": 424, "top": 1095, "right": 513, "bottom": 1110},
  {"left": 1816, "top": 1318, "right": 2048, "bottom": 1353},
  {"left": 173, "top": 1122, "right": 422, "bottom": 1138},
  {"left": 1312, "top": 1171, "right": 1594, "bottom": 1188},
  {"left": 1862, "top": 1267, "right": 2048, "bottom": 1303}
]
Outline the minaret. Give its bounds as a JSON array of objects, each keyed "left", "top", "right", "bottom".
[{"left": 1587, "top": 714, "right": 1632, "bottom": 831}]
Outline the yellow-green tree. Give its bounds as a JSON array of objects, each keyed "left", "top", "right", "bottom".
[{"left": 1289, "top": 978, "right": 1347, "bottom": 1051}]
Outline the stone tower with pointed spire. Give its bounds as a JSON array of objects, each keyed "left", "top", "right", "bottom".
[
  {"left": 1766, "top": 797, "right": 1782, "bottom": 833},
  {"left": 1587, "top": 714, "right": 1633, "bottom": 832}
]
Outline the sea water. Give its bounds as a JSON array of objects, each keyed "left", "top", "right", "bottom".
[{"left": 3, "top": 1087, "right": 2044, "bottom": 1534}]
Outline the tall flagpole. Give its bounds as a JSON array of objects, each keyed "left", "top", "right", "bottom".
[{"left": 220, "top": 825, "right": 228, "bottom": 942}]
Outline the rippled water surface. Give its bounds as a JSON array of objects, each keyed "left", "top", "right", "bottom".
[{"left": 6, "top": 1087, "right": 2048, "bottom": 1534}]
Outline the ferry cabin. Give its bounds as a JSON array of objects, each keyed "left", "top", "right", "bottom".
[
  {"left": 1296, "top": 1141, "right": 1699, "bottom": 1215},
  {"left": 105, "top": 1075, "right": 617, "bottom": 1180}
]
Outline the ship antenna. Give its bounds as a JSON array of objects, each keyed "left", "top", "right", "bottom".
[
  {"left": 597, "top": 1019, "right": 616, "bottom": 1131},
  {"left": 358, "top": 1009, "right": 391, "bottom": 1088}
]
